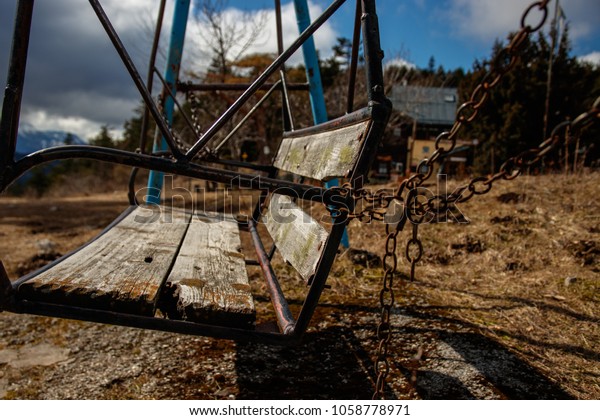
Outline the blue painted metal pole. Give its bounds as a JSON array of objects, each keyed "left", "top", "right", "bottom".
[
  {"left": 293, "top": 0, "right": 349, "bottom": 248},
  {"left": 146, "top": 0, "right": 191, "bottom": 204}
]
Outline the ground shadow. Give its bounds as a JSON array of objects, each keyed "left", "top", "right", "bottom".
[
  {"left": 235, "top": 325, "right": 390, "bottom": 399},
  {"left": 235, "top": 301, "right": 575, "bottom": 399}
]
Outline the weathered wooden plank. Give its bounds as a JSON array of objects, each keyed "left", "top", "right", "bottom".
[
  {"left": 161, "top": 212, "right": 255, "bottom": 328},
  {"left": 264, "top": 194, "right": 329, "bottom": 281},
  {"left": 17, "top": 206, "right": 191, "bottom": 316},
  {"left": 273, "top": 119, "right": 372, "bottom": 181}
]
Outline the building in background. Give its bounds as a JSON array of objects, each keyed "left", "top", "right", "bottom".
[{"left": 375, "top": 84, "right": 475, "bottom": 179}]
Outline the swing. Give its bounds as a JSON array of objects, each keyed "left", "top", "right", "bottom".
[{"left": 0, "top": 0, "right": 392, "bottom": 344}]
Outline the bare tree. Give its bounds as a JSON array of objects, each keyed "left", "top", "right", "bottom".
[{"left": 192, "top": 0, "right": 268, "bottom": 81}]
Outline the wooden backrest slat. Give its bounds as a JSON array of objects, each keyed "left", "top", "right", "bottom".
[
  {"left": 264, "top": 194, "right": 329, "bottom": 281},
  {"left": 273, "top": 118, "right": 372, "bottom": 181}
]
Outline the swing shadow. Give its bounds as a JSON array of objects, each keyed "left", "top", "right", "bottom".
[
  {"left": 235, "top": 325, "right": 386, "bottom": 399},
  {"left": 234, "top": 302, "right": 575, "bottom": 399}
]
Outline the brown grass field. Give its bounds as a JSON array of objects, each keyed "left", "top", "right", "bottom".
[{"left": 0, "top": 172, "right": 598, "bottom": 399}]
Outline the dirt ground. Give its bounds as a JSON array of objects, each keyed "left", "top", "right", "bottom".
[{"left": 0, "top": 173, "right": 598, "bottom": 399}]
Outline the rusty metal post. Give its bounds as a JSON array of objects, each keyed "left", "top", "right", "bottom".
[
  {"left": 0, "top": 0, "right": 35, "bottom": 173},
  {"left": 347, "top": 0, "right": 362, "bottom": 114},
  {"left": 139, "top": 0, "right": 167, "bottom": 155},
  {"left": 88, "top": 0, "right": 184, "bottom": 161},
  {"left": 275, "top": 0, "right": 294, "bottom": 131},
  {"left": 361, "top": 0, "right": 387, "bottom": 106},
  {"left": 248, "top": 219, "right": 295, "bottom": 334}
]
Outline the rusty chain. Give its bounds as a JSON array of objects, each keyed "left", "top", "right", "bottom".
[
  {"left": 373, "top": 221, "right": 398, "bottom": 397},
  {"left": 403, "top": 0, "right": 551, "bottom": 192},
  {"left": 186, "top": 90, "right": 204, "bottom": 135},
  {"left": 359, "top": 93, "right": 598, "bottom": 398},
  {"left": 423, "top": 95, "right": 600, "bottom": 211},
  {"left": 340, "top": 94, "right": 598, "bottom": 224},
  {"left": 149, "top": 91, "right": 217, "bottom": 161},
  {"left": 351, "top": 0, "right": 562, "bottom": 399}
]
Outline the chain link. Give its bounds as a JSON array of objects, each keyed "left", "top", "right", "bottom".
[
  {"left": 430, "top": 103, "right": 599, "bottom": 210},
  {"left": 337, "top": 95, "right": 599, "bottom": 222},
  {"left": 149, "top": 92, "right": 216, "bottom": 161},
  {"left": 186, "top": 90, "right": 204, "bottom": 135},
  {"left": 372, "top": 222, "right": 399, "bottom": 399},
  {"left": 406, "top": 223, "right": 422, "bottom": 283}
]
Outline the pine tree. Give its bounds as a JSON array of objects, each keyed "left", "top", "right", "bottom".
[{"left": 459, "top": 27, "right": 600, "bottom": 174}]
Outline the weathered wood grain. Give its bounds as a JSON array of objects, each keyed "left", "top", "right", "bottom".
[
  {"left": 264, "top": 194, "right": 329, "bottom": 281},
  {"left": 161, "top": 212, "right": 255, "bottom": 328},
  {"left": 17, "top": 206, "right": 191, "bottom": 316},
  {"left": 273, "top": 119, "right": 372, "bottom": 181}
]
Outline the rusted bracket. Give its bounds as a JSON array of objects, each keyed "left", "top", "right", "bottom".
[{"left": 0, "top": 261, "right": 13, "bottom": 310}]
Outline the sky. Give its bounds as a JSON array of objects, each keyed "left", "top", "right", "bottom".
[{"left": 0, "top": 0, "right": 599, "bottom": 141}]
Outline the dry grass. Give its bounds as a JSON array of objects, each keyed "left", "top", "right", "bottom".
[
  {"left": 332, "top": 172, "right": 599, "bottom": 399},
  {"left": 0, "top": 172, "right": 598, "bottom": 399}
]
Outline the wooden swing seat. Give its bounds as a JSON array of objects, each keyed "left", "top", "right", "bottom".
[
  {"left": 15, "top": 206, "right": 256, "bottom": 328},
  {"left": 2, "top": 109, "right": 389, "bottom": 341}
]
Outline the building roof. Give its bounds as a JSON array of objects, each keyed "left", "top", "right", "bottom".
[{"left": 390, "top": 85, "right": 458, "bottom": 125}]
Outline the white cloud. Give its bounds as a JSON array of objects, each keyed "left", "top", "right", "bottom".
[
  {"left": 102, "top": 0, "right": 158, "bottom": 29},
  {"left": 578, "top": 51, "right": 600, "bottom": 67},
  {"left": 442, "top": 0, "right": 534, "bottom": 44},
  {"left": 442, "top": 0, "right": 600, "bottom": 45},
  {"left": 20, "top": 110, "right": 121, "bottom": 141},
  {"left": 19, "top": 89, "right": 138, "bottom": 139},
  {"left": 183, "top": 0, "right": 339, "bottom": 72},
  {"left": 384, "top": 57, "right": 416, "bottom": 70},
  {"left": 282, "top": 0, "right": 339, "bottom": 61},
  {"left": 2, "top": 0, "right": 159, "bottom": 138},
  {"left": 554, "top": 0, "right": 600, "bottom": 42}
]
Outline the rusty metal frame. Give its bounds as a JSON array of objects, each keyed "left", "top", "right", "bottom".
[{"left": 0, "top": 0, "right": 391, "bottom": 343}]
